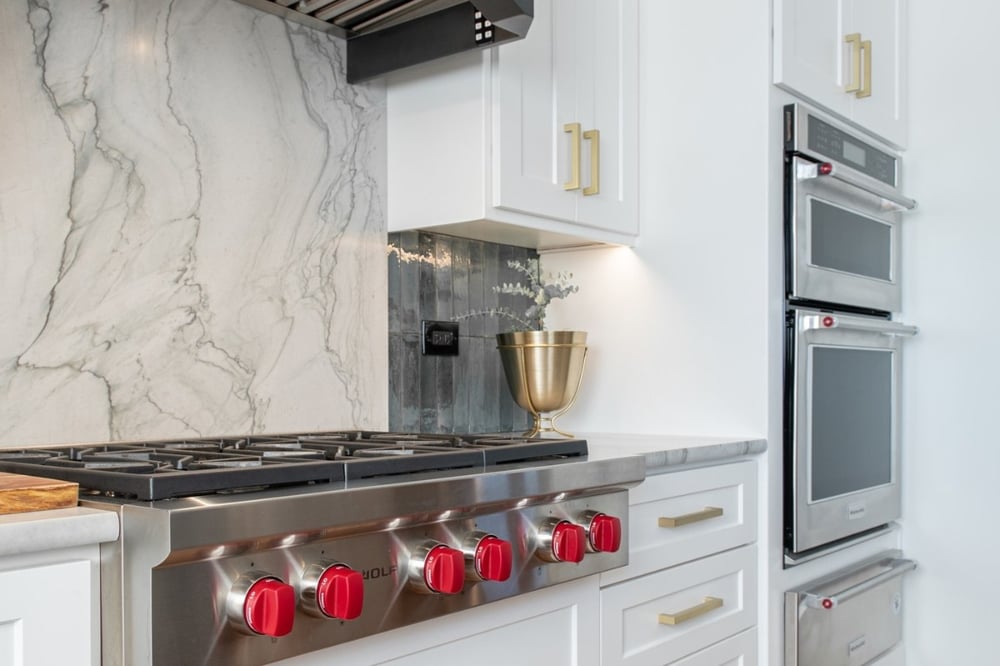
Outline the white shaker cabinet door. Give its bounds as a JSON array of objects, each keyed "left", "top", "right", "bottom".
[
  {"left": 495, "top": 0, "right": 638, "bottom": 235},
  {"left": 0, "top": 560, "right": 94, "bottom": 666},
  {"left": 847, "top": 0, "right": 905, "bottom": 145},
  {"left": 572, "top": 0, "right": 638, "bottom": 234},
  {"left": 495, "top": 0, "right": 579, "bottom": 224},
  {"left": 773, "top": 0, "right": 850, "bottom": 119},
  {"left": 774, "top": 0, "right": 906, "bottom": 147}
]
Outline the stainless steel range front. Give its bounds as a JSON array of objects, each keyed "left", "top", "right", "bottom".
[{"left": 0, "top": 432, "right": 642, "bottom": 665}]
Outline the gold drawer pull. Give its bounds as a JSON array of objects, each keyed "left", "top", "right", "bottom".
[
  {"left": 658, "top": 596, "right": 724, "bottom": 626},
  {"left": 658, "top": 506, "right": 723, "bottom": 528}
]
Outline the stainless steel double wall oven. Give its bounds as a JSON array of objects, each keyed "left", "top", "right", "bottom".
[{"left": 783, "top": 104, "right": 918, "bottom": 563}]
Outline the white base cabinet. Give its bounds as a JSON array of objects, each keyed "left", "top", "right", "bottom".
[
  {"left": 276, "top": 576, "right": 601, "bottom": 665},
  {"left": 670, "top": 629, "right": 757, "bottom": 666},
  {"left": 0, "top": 552, "right": 100, "bottom": 666},
  {"left": 600, "top": 460, "right": 759, "bottom": 666}
]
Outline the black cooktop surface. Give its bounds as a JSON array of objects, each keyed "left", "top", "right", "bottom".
[{"left": 0, "top": 431, "right": 588, "bottom": 501}]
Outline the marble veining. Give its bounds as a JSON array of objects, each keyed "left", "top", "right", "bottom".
[{"left": 0, "top": 0, "right": 387, "bottom": 445}]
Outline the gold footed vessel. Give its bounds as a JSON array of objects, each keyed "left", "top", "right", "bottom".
[{"left": 496, "top": 330, "right": 588, "bottom": 438}]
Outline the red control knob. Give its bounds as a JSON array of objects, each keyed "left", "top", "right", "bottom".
[
  {"left": 316, "top": 565, "right": 364, "bottom": 620},
  {"left": 424, "top": 545, "right": 465, "bottom": 594},
  {"left": 588, "top": 513, "right": 623, "bottom": 553},
  {"left": 551, "top": 521, "right": 586, "bottom": 563},
  {"left": 244, "top": 578, "right": 295, "bottom": 637},
  {"left": 474, "top": 535, "right": 513, "bottom": 582}
]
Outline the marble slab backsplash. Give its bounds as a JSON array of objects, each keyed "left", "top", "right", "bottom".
[
  {"left": 0, "top": 0, "right": 387, "bottom": 446},
  {"left": 388, "top": 231, "right": 535, "bottom": 433}
]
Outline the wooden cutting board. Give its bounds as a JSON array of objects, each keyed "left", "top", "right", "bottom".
[{"left": 0, "top": 472, "right": 78, "bottom": 515}]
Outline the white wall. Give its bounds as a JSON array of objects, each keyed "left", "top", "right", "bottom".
[
  {"left": 901, "top": 1, "right": 1000, "bottom": 663},
  {"left": 543, "top": 0, "right": 772, "bottom": 439},
  {"left": 542, "top": 2, "right": 776, "bottom": 663}
]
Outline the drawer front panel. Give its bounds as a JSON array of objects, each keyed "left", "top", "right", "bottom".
[
  {"left": 603, "top": 461, "right": 756, "bottom": 585},
  {"left": 670, "top": 628, "right": 757, "bottom": 666},
  {"left": 601, "top": 545, "right": 757, "bottom": 666}
]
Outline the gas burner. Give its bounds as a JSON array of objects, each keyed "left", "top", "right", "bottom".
[{"left": 0, "top": 431, "right": 588, "bottom": 501}]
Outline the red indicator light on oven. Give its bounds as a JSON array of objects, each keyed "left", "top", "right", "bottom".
[
  {"left": 474, "top": 536, "right": 513, "bottom": 582},
  {"left": 822, "top": 315, "right": 835, "bottom": 328},
  {"left": 818, "top": 162, "right": 834, "bottom": 175},
  {"left": 588, "top": 513, "right": 623, "bottom": 553},
  {"left": 821, "top": 598, "right": 834, "bottom": 610},
  {"left": 244, "top": 578, "right": 296, "bottom": 637},
  {"left": 316, "top": 565, "right": 364, "bottom": 620}
]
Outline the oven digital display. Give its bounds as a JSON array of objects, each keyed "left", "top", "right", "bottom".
[
  {"left": 806, "top": 114, "right": 896, "bottom": 186},
  {"left": 842, "top": 140, "right": 866, "bottom": 167}
]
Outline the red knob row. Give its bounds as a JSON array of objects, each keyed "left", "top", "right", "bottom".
[{"left": 233, "top": 513, "right": 622, "bottom": 637}]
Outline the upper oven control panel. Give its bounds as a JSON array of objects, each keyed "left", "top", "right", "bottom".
[{"left": 784, "top": 103, "right": 900, "bottom": 189}]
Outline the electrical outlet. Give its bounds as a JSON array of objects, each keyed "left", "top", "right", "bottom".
[{"left": 421, "top": 320, "right": 460, "bottom": 356}]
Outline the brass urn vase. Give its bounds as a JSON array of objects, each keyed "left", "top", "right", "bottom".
[{"left": 496, "top": 330, "right": 588, "bottom": 438}]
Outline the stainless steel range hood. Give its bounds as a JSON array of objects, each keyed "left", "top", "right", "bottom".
[{"left": 234, "top": 0, "right": 533, "bottom": 82}]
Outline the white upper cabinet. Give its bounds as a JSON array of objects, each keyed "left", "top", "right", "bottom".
[
  {"left": 774, "top": 0, "right": 906, "bottom": 147},
  {"left": 386, "top": 0, "right": 638, "bottom": 250}
]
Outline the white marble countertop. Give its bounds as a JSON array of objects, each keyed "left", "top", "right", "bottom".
[
  {"left": 0, "top": 433, "right": 763, "bottom": 557},
  {"left": 0, "top": 506, "right": 120, "bottom": 558},
  {"left": 581, "top": 433, "right": 766, "bottom": 473}
]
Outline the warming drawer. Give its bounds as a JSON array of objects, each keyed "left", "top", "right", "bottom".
[{"left": 785, "top": 550, "right": 916, "bottom": 666}]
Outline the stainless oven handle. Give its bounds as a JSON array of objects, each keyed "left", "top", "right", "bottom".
[
  {"left": 796, "top": 160, "right": 918, "bottom": 212},
  {"left": 801, "top": 314, "right": 918, "bottom": 337},
  {"left": 804, "top": 558, "right": 916, "bottom": 610}
]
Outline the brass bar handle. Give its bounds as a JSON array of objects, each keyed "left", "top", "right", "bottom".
[
  {"left": 583, "top": 128, "right": 600, "bottom": 196},
  {"left": 858, "top": 39, "right": 872, "bottom": 98},
  {"left": 658, "top": 506, "right": 723, "bottom": 528},
  {"left": 844, "top": 33, "right": 862, "bottom": 93},
  {"left": 563, "top": 122, "right": 581, "bottom": 191},
  {"left": 658, "top": 597, "right": 724, "bottom": 626}
]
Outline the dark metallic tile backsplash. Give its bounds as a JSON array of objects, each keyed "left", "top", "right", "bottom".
[{"left": 387, "top": 231, "right": 536, "bottom": 434}]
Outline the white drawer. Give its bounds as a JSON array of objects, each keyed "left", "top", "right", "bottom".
[
  {"left": 601, "top": 545, "right": 757, "bottom": 666},
  {"left": 670, "top": 628, "right": 757, "bottom": 666},
  {"left": 603, "top": 461, "right": 757, "bottom": 586}
]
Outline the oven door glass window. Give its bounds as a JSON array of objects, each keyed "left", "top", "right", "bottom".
[
  {"left": 809, "top": 345, "right": 893, "bottom": 502},
  {"left": 810, "top": 199, "right": 892, "bottom": 282}
]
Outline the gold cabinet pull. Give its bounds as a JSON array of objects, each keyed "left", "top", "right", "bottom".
[
  {"left": 859, "top": 39, "right": 872, "bottom": 98},
  {"left": 658, "top": 596, "right": 724, "bottom": 626},
  {"left": 844, "top": 33, "right": 862, "bottom": 93},
  {"left": 658, "top": 506, "right": 723, "bottom": 528},
  {"left": 582, "top": 128, "right": 600, "bottom": 196},
  {"left": 563, "top": 122, "right": 581, "bottom": 190}
]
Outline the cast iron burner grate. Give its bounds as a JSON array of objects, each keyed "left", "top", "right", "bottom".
[{"left": 0, "top": 431, "right": 587, "bottom": 501}]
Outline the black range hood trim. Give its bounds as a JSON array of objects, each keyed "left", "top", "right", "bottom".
[
  {"left": 232, "top": 0, "right": 533, "bottom": 84},
  {"left": 347, "top": 0, "right": 532, "bottom": 82}
]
